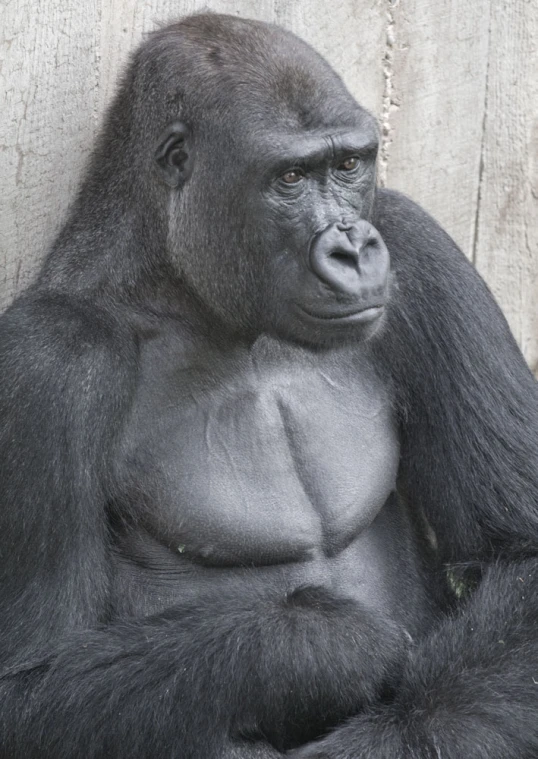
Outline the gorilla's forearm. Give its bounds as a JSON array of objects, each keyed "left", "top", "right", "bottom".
[
  {"left": 0, "top": 586, "right": 407, "bottom": 758},
  {"left": 290, "top": 558, "right": 538, "bottom": 759}
]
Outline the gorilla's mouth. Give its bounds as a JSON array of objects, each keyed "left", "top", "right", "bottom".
[{"left": 298, "top": 304, "right": 385, "bottom": 324}]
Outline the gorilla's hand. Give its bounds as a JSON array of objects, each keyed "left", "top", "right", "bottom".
[
  {"left": 289, "top": 560, "right": 538, "bottom": 759},
  {"left": 226, "top": 740, "right": 285, "bottom": 759},
  {"left": 286, "top": 712, "right": 406, "bottom": 759}
]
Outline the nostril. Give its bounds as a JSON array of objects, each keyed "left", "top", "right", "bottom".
[{"left": 330, "top": 250, "right": 358, "bottom": 268}]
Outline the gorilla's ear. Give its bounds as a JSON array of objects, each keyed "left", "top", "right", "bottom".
[{"left": 155, "top": 122, "right": 193, "bottom": 188}]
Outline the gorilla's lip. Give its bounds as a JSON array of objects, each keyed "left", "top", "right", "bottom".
[{"left": 297, "top": 304, "right": 385, "bottom": 324}]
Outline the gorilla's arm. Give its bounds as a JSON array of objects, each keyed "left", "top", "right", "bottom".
[
  {"left": 376, "top": 189, "right": 538, "bottom": 563},
  {"left": 291, "top": 190, "right": 538, "bottom": 759},
  {"left": 0, "top": 293, "right": 285, "bottom": 759}
]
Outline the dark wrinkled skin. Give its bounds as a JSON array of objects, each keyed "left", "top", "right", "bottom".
[{"left": 0, "top": 13, "right": 537, "bottom": 759}]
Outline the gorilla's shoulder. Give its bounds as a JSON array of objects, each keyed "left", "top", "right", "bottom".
[{"left": 0, "top": 289, "right": 135, "bottom": 384}]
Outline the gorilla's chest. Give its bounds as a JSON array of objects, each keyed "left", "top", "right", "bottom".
[{"left": 118, "top": 335, "right": 399, "bottom": 565}]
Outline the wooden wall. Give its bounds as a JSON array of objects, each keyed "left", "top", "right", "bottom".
[{"left": 1, "top": 0, "right": 537, "bottom": 369}]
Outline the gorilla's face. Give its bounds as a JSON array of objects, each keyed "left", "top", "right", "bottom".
[
  {"left": 155, "top": 31, "right": 390, "bottom": 347},
  {"left": 248, "top": 119, "right": 390, "bottom": 346}
]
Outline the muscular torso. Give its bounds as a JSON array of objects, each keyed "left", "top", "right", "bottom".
[{"left": 111, "top": 325, "right": 430, "bottom": 637}]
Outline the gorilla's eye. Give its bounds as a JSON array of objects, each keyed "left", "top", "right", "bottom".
[
  {"left": 337, "top": 156, "right": 360, "bottom": 171},
  {"left": 281, "top": 169, "right": 304, "bottom": 184}
]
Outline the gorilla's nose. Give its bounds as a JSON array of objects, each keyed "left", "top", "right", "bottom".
[{"left": 309, "top": 220, "right": 389, "bottom": 297}]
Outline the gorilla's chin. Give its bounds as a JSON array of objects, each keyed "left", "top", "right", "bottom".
[{"left": 270, "top": 303, "right": 385, "bottom": 348}]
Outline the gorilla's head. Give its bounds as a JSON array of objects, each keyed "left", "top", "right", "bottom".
[{"left": 89, "top": 14, "right": 391, "bottom": 346}]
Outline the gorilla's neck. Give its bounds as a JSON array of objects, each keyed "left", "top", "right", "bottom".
[{"left": 37, "top": 180, "right": 170, "bottom": 302}]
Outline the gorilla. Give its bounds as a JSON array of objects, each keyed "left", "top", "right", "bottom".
[{"left": 0, "top": 13, "right": 537, "bottom": 759}]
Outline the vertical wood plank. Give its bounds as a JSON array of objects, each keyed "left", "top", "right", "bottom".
[
  {"left": 383, "top": 0, "right": 491, "bottom": 256},
  {"left": 473, "top": 0, "right": 538, "bottom": 373},
  {"left": 0, "top": 0, "right": 102, "bottom": 309}
]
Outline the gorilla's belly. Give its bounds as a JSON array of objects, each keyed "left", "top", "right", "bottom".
[{"left": 118, "top": 337, "right": 399, "bottom": 569}]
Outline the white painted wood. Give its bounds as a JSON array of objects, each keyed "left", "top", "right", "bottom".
[
  {"left": 473, "top": 0, "right": 538, "bottom": 374},
  {"left": 0, "top": 0, "right": 102, "bottom": 305}
]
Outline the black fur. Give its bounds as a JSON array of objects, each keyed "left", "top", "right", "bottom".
[{"left": 0, "top": 13, "right": 537, "bottom": 759}]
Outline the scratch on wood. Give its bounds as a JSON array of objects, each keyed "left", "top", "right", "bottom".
[
  {"left": 15, "top": 145, "right": 24, "bottom": 186},
  {"left": 14, "top": 259, "right": 21, "bottom": 289},
  {"left": 471, "top": 2, "right": 492, "bottom": 266}
]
